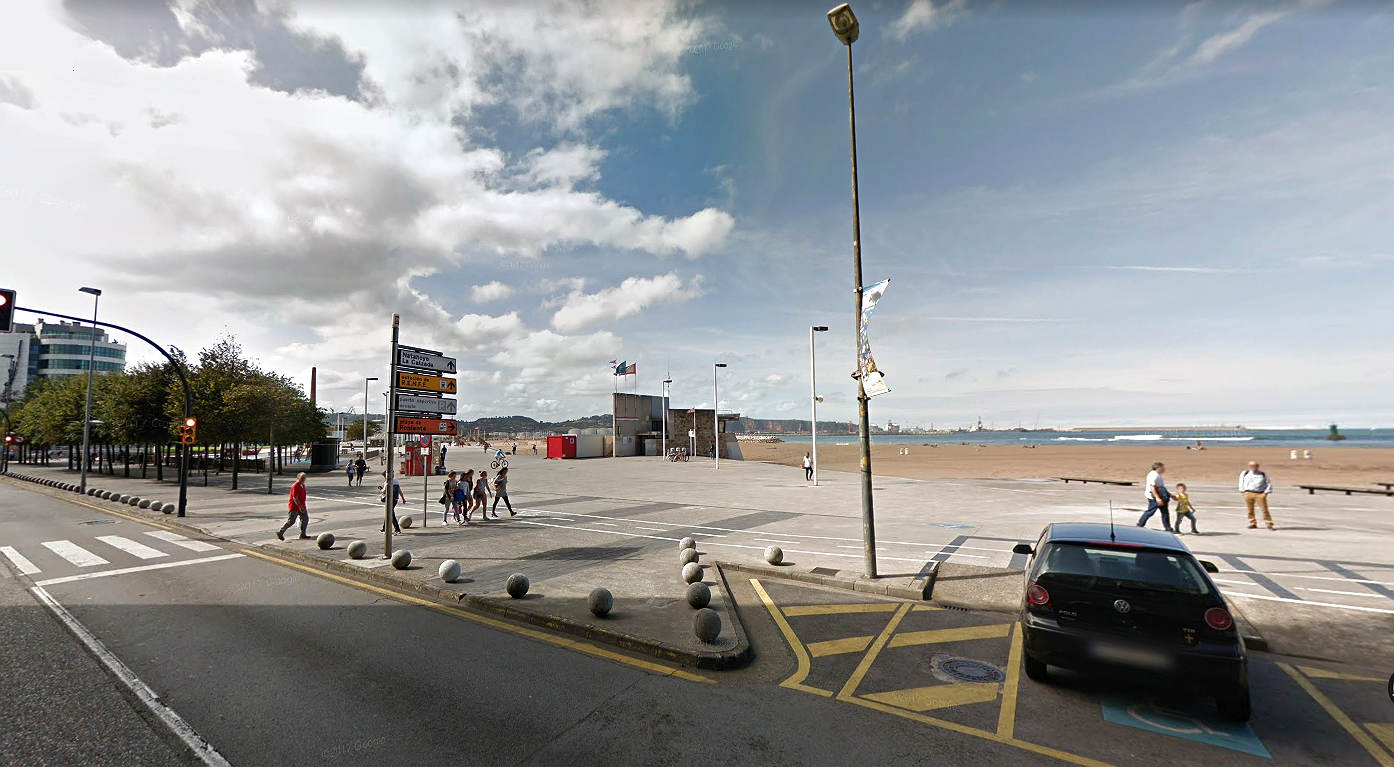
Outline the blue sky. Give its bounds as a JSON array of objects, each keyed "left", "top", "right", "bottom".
[{"left": 3, "top": 0, "right": 1390, "bottom": 427}]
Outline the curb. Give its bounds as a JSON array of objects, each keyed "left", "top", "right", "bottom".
[
  {"left": 1224, "top": 597, "right": 1270, "bottom": 653},
  {"left": 715, "top": 559, "right": 935, "bottom": 601}
]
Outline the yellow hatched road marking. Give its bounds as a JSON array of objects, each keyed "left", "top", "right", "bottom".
[
  {"left": 1298, "top": 665, "right": 1386, "bottom": 683},
  {"left": 888, "top": 623, "right": 1011, "bottom": 648},
  {"left": 997, "top": 622, "right": 1024, "bottom": 739},
  {"left": 1366, "top": 723, "right": 1394, "bottom": 754},
  {"left": 863, "top": 682, "right": 999, "bottom": 712},
  {"left": 1280, "top": 663, "right": 1393, "bottom": 767},
  {"left": 836, "top": 603, "right": 911, "bottom": 700},
  {"left": 807, "top": 635, "right": 874, "bottom": 657},
  {"left": 782, "top": 602, "right": 900, "bottom": 616},
  {"left": 749, "top": 578, "right": 834, "bottom": 697},
  {"left": 912, "top": 604, "right": 943, "bottom": 612},
  {"left": 243, "top": 550, "right": 712, "bottom": 684}
]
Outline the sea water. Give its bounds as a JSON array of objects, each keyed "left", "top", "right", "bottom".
[{"left": 766, "top": 428, "right": 1394, "bottom": 449}]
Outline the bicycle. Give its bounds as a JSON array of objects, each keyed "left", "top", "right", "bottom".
[{"left": 491, "top": 457, "right": 509, "bottom": 470}]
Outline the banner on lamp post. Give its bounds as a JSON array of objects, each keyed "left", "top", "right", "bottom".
[{"left": 856, "top": 278, "right": 890, "bottom": 397}]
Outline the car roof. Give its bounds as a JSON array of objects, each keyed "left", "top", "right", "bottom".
[{"left": 1045, "top": 522, "right": 1188, "bottom": 552}]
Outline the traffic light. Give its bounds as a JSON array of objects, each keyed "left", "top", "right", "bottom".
[
  {"left": 0, "top": 288, "right": 15, "bottom": 333},
  {"left": 178, "top": 417, "right": 198, "bottom": 445}
]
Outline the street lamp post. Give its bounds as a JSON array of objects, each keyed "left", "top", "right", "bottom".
[
  {"left": 363, "top": 377, "right": 378, "bottom": 456},
  {"left": 662, "top": 378, "right": 673, "bottom": 461},
  {"left": 713, "top": 363, "right": 726, "bottom": 468},
  {"left": 78, "top": 287, "right": 101, "bottom": 495},
  {"left": 810, "top": 325, "right": 829, "bottom": 486},
  {"left": 827, "top": 3, "right": 878, "bottom": 577}
]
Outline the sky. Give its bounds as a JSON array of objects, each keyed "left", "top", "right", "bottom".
[{"left": 2, "top": 0, "right": 1390, "bottom": 429}]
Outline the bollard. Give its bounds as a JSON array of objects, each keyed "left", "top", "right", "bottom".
[
  {"left": 347, "top": 540, "right": 367, "bottom": 559},
  {"left": 588, "top": 588, "right": 613, "bottom": 617},
  {"left": 693, "top": 607, "right": 722, "bottom": 643},
  {"left": 679, "top": 537, "right": 696, "bottom": 551},
  {"left": 439, "top": 559, "right": 461, "bottom": 583},
  {"left": 506, "top": 573, "right": 530, "bottom": 598},
  {"left": 685, "top": 582, "right": 711, "bottom": 609},
  {"left": 682, "top": 562, "right": 703, "bottom": 584},
  {"left": 764, "top": 545, "right": 784, "bottom": 566},
  {"left": 316, "top": 532, "right": 335, "bottom": 550},
  {"left": 390, "top": 549, "right": 412, "bottom": 569},
  {"left": 679, "top": 548, "right": 699, "bottom": 566}
]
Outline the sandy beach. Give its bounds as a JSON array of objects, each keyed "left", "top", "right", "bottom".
[{"left": 739, "top": 441, "right": 1394, "bottom": 486}]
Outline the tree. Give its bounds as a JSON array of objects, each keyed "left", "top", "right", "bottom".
[{"left": 344, "top": 419, "right": 382, "bottom": 441}]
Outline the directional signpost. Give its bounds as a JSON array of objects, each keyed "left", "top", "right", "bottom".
[{"left": 386, "top": 337, "right": 458, "bottom": 540}]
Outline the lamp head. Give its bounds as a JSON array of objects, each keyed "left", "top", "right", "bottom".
[
  {"left": 813, "top": 325, "right": 829, "bottom": 332},
  {"left": 366, "top": 376, "right": 379, "bottom": 382},
  {"left": 827, "top": 3, "right": 859, "bottom": 45},
  {"left": 79, "top": 286, "right": 102, "bottom": 297},
  {"left": 714, "top": 363, "right": 727, "bottom": 368}
]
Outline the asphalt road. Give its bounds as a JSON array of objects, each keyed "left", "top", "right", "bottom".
[{"left": 3, "top": 479, "right": 1390, "bottom": 766}]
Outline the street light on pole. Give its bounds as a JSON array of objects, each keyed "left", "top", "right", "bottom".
[
  {"left": 363, "top": 376, "right": 378, "bottom": 456},
  {"left": 827, "top": 2, "right": 878, "bottom": 578},
  {"left": 713, "top": 363, "right": 726, "bottom": 469},
  {"left": 662, "top": 378, "right": 673, "bottom": 461},
  {"left": 78, "top": 287, "right": 101, "bottom": 496},
  {"left": 810, "top": 325, "right": 829, "bottom": 486}
]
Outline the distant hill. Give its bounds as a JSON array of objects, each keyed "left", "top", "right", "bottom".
[
  {"left": 731, "top": 418, "right": 857, "bottom": 435},
  {"left": 457, "top": 414, "right": 610, "bottom": 435}
]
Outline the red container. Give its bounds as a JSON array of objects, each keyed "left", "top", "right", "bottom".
[{"left": 546, "top": 435, "right": 577, "bottom": 459}]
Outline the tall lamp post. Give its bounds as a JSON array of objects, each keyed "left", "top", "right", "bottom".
[
  {"left": 78, "top": 287, "right": 101, "bottom": 496},
  {"left": 827, "top": 3, "right": 878, "bottom": 577},
  {"left": 662, "top": 378, "right": 673, "bottom": 460},
  {"left": 363, "top": 376, "right": 378, "bottom": 456},
  {"left": 809, "top": 325, "right": 828, "bottom": 486},
  {"left": 713, "top": 363, "right": 726, "bottom": 468}
]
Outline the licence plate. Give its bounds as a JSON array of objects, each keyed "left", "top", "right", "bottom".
[{"left": 1090, "top": 641, "right": 1173, "bottom": 671}]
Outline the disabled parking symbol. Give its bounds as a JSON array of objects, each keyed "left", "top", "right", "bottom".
[{"left": 1101, "top": 696, "right": 1271, "bottom": 758}]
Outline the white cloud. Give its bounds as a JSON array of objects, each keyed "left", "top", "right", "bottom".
[
  {"left": 888, "top": 0, "right": 966, "bottom": 42},
  {"left": 469, "top": 281, "right": 515, "bottom": 302},
  {"left": 550, "top": 273, "right": 702, "bottom": 332}
]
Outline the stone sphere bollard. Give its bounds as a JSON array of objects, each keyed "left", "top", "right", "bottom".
[
  {"left": 679, "top": 537, "right": 696, "bottom": 551},
  {"left": 347, "top": 540, "right": 367, "bottom": 559},
  {"left": 100, "top": 491, "right": 111, "bottom": 499},
  {"left": 686, "top": 582, "right": 711, "bottom": 609},
  {"left": 316, "top": 532, "right": 335, "bottom": 550},
  {"left": 679, "top": 548, "right": 699, "bottom": 566},
  {"left": 390, "top": 549, "right": 412, "bottom": 569},
  {"left": 87, "top": 488, "right": 97, "bottom": 496},
  {"left": 506, "top": 573, "right": 530, "bottom": 599},
  {"left": 400, "top": 515, "right": 415, "bottom": 529},
  {"left": 439, "top": 559, "right": 461, "bottom": 583},
  {"left": 693, "top": 607, "right": 722, "bottom": 643},
  {"left": 119, "top": 494, "right": 131, "bottom": 504},
  {"left": 588, "top": 587, "right": 613, "bottom": 617},
  {"left": 682, "top": 562, "right": 703, "bottom": 584},
  {"left": 129, "top": 496, "right": 141, "bottom": 506},
  {"left": 764, "top": 545, "right": 784, "bottom": 566},
  {"left": 161, "top": 502, "right": 176, "bottom": 514},
  {"left": 138, "top": 499, "right": 151, "bottom": 509}
]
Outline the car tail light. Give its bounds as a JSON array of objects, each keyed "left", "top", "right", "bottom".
[
  {"left": 1204, "top": 607, "right": 1234, "bottom": 631},
  {"left": 1027, "top": 582, "right": 1050, "bottom": 606}
]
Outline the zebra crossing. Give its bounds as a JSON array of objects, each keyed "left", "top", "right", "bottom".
[{"left": 1, "top": 531, "right": 235, "bottom": 582}]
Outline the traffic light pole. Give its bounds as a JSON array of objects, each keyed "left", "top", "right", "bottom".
[
  {"left": 384, "top": 314, "right": 399, "bottom": 558},
  {"left": 14, "top": 305, "right": 193, "bottom": 517}
]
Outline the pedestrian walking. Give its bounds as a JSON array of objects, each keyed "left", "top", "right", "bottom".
[
  {"left": 276, "top": 472, "right": 310, "bottom": 540},
  {"left": 459, "top": 469, "right": 475, "bottom": 521},
  {"left": 439, "top": 471, "right": 458, "bottom": 525},
  {"left": 440, "top": 445, "right": 448, "bottom": 465},
  {"left": 1239, "top": 461, "right": 1276, "bottom": 530},
  {"left": 511, "top": 442, "right": 517, "bottom": 455},
  {"left": 531, "top": 442, "right": 538, "bottom": 455},
  {"left": 378, "top": 472, "right": 405, "bottom": 533},
  {"left": 492, "top": 467, "right": 514, "bottom": 516},
  {"left": 803, "top": 452, "right": 813, "bottom": 481},
  {"left": 475, "top": 470, "right": 493, "bottom": 518},
  {"left": 354, "top": 454, "right": 367, "bottom": 486},
  {"left": 1135, "top": 461, "right": 1174, "bottom": 532},
  {"left": 1173, "top": 482, "right": 1200, "bottom": 534},
  {"left": 453, "top": 479, "right": 469, "bottom": 525},
  {"left": 345, "top": 460, "right": 355, "bottom": 487}
]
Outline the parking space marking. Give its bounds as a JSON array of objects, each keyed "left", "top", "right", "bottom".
[
  {"left": 1279, "top": 663, "right": 1394, "bottom": 767},
  {"left": 783, "top": 602, "right": 900, "bottom": 616},
  {"left": 864, "top": 682, "right": 998, "bottom": 712},
  {"left": 888, "top": 623, "right": 1011, "bottom": 648},
  {"left": 996, "top": 622, "right": 1023, "bottom": 740},
  {"left": 836, "top": 602, "right": 911, "bottom": 699},
  {"left": 1099, "top": 697, "right": 1270, "bottom": 759},
  {"left": 1297, "top": 665, "right": 1385, "bottom": 683},
  {"left": 749, "top": 578, "right": 834, "bottom": 697},
  {"left": 806, "top": 635, "right": 874, "bottom": 657}
]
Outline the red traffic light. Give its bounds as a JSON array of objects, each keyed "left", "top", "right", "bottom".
[
  {"left": 0, "top": 288, "right": 15, "bottom": 333},
  {"left": 185, "top": 417, "right": 197, "bottom": 427}
]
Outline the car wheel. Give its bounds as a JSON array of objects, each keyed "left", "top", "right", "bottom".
[
  {"left": 1216, "top": 687, "right": 1251, "bottom": 722},
  {"left": 1023, "top": 653, "right": 1048, "bottom": 682}
]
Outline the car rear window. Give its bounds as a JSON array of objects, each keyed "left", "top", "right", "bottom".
[{"left": 1034, "top": 542, "right": 1212, "bottom": 596}]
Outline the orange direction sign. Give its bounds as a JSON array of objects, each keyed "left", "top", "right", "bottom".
[
  {"left": 394, "top": 417, "right": 457, "bottom": 436},
  {"left": 397, "top": 371, "right": 456, "bottom": 394}
]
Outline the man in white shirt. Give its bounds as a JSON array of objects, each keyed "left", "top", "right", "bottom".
[
  {"left": 1136, "top": 461, "right": 1174, "bottom": 532},
  {"left": 1239, "top": 461, "right": 1275, "bottom": 530}
]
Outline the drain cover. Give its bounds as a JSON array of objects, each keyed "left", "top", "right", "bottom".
[
  {"left": 930, "top": 654, "right": 1005, "bottom": 684},
  {"left": 809, "top": 567, "right": 840, "bottom": 576}
]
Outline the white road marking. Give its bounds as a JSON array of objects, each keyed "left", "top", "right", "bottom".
[
  {"left": 755, "top": 538, "right": 798, "bottom": 545},
  {"left": 143, "top": 531, "right": 220, "bottom": 552},
  {"left": 95, "top": 535, "right": 168, "bottom": 560},
  {"left": 591, "top": 522, "right": 618, "bottom": 527},
  {"left": 933, "top": 552, "right": 988, "bottom": 560},
  {"left": 34, "top": 553, "right": 244, "bottom": 587},
  {"left": 28, "top": 584, "right": 231, "bottom": 767},
  {"left": 42, "top": 540, "right": 109, "bottom": 567},
  {"left": 1219, "top": 571, "right": 1394, "bottom": 587},
  {"left": 1212, "top": 578, "right": 1256, "bottom": 586},
  {"left": 1297, "top": 587, "right": 1390, "bottom": 599},
  {"left": 1, "top": 545, "right": 40, "bottom": 575},
  {"left": 1222, "top": 590, "right": 1394, "bottom": 614},
  {"left": 636, "top": 526, "right": 673, "bottom": 532},
  {"left": 688, "top": 532, "right": 727, "bottom": 538}
]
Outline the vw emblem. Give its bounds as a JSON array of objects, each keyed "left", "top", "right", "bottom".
[{"left": 1113, "top": 599, "right": 1132, "bottom": 614}]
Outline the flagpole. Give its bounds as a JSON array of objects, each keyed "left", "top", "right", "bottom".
[{"left": 612, "top": 360, "right": 617, "bottom": 459}]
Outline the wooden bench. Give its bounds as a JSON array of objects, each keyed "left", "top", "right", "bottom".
[
  {"left": 1375, "top": 482, "right": 1394, "bottom": 490},
  {"left": 1297, "top": 484, "right": 1394, "bottom": 497},
  {"left": 1055, "top": 477, "right": 1135, "bottom": 486}
]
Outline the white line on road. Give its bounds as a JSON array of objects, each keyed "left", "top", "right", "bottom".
[
  {"left": 1297, "top": 587, "right": 1391, "bottom": 599},
  {"left": 28, "top": 583, "right": 231, "bottom": 767},
  {"left": 1, "top": 545, "right": 40, "bottom": 575},
  {"left": 42, "top": 540, "right": 108, "bottom": 567},
  {"left": 636, "top": 526, "right": 673, "bottom": 532},
  {"left": 755, "top": 538, "right": 798, "bottom": 545},
  {"left": 33, "top": 553, "right": 244, "bottom": 587},
  {"left": 591, "top": 522, "right": 618, "bottom": 527},
  {"left": 143, "top": 531, "right": 220, "bottom": 553},
  {"left": 1222, "top": 590, "right": 1394, "bottom": 614},
  {"left": 95, "top": 535, "right": 168, "bottom": 560}
]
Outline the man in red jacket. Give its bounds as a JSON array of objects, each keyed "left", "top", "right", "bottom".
[{"left": 277, "top": 472, "right": 311, "bottom": 540}]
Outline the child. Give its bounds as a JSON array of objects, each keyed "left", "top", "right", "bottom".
[
  {"left": 1173, "top": 482, "right": 1199, "bottom": 534},
  {"left": 346, "top": 461, "right": 356, "bottom": 487}
]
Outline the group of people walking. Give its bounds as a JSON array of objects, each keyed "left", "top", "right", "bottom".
[
  {"left": 439, "top": 467, "right": 512, "bottom": 525},
  {"left": 1136, "top": 460, "right": 1276, "bottom": 534}
]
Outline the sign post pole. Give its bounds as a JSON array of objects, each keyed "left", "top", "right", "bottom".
[
  {"left": 384, "top": 314, "right": 399, "bottom": 558},
  {"left": 423, "top": 435, "right": 430, "bottom": 526}
]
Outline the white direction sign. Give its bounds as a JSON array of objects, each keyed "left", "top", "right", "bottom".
[
  {"left": 397, "top": 348, "right": 456, "bottom": 374},
  {"left": 395, "top": 392, "right": 458, "bottom": 415}
]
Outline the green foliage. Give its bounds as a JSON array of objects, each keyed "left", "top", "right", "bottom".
[{"left": 344, "top": 419, "right": 382, "bottom": 441}]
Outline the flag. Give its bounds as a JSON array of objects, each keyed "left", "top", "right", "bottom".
[
  {"left": 613, "top": 361, "right": 636, "bottom": 376},
  {"left": 613, "top": 360, "right": 626, "bottom": 375},
  {"left": 857, "top": 278, "right": 890, "bottom": 397}
]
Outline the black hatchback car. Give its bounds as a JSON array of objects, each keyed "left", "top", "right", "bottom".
[{"left": 1012, "top": 522, "right": 1249, "bottom": 720}]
